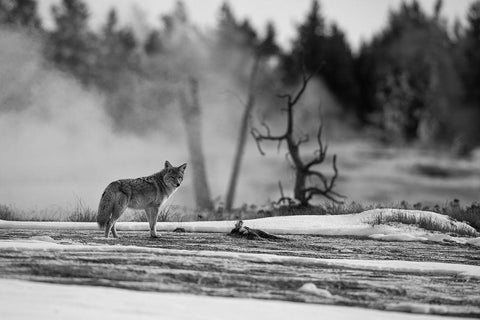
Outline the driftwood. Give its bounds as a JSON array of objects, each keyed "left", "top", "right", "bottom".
[{"left": 229, "top": 220, "right": 284, "bottom": 241}]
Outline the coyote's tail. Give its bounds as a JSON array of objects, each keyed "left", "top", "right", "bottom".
[{"left": 97, "top": 189, "right": 114, "bottom": 229}]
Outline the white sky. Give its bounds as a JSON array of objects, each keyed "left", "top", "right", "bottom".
[{"left": 38, "top": 0, "right": 475, "bottom": 50}]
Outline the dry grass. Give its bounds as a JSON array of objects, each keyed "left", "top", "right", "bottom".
[
  {"left": 441, "top": 201, "right": 480, "bottom": 232},
  {"left": 1, "top": 198, "right": 479, "bottom": 234},
  {"left": 0, "top": 199, "right": 96, "bottom": 222},
  {"left": 0, "top": 204, "right": 15, "bottom": 220},
  {"left": 68, "top": 199, "right": 96, "bottom": 222},
  {"left": 368, "top": 210, "right": 478, "bottom": 237},
  {"left": 254, "top": 199, "right": 480, "bottom": 234}
]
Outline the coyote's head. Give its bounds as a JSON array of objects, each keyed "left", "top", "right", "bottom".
[{"left": 163, "top": 161, "right": 187, "bottom": 189}]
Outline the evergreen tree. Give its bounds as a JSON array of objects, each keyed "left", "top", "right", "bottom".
[
  {"left": 215, "top": 2, "right": 267, "bottom": 54},
  {"left": 95, "top": 8, "right": 138, "bottom": 92},
  {"left": 144, "top": 30, "right": 163, "bottom": 55},
  {"left": 287, "top": 0, "right": 325, "bottom": 79},
  {"left": 162, "top": 0, "right": 188, "bottom": 36},
  {"left": 461, "top": 1, "right": 480, "bottom": 106},
  {"left": 322, "top": 23, "right": 358, "bottom": 107},
  {"left": 47, "top": 0, "right": 97, "bottom": 85},
  {"left": 216, "top": 2, "right": 239, "bottom": 48},
  {"left": 102, "top": 8, "right": 117, "bottom": 40},
  {"left": 0, "top": 0, "right": 41, "bottom": 29},
  {"left": 214, "top": 1, "right": 264, "bottom": 78},
  {"left": 357, "top": 1, "right": 464, "bottom": 143},
  {"left": 258, "top": 21, "right": 279, "bottom": 57},
  {"left": 283, "top": 0, "right": 358, "bottom": 109}
]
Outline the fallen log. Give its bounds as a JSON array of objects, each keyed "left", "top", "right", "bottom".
[{"left": 229, "top": 220, "right": 285, "bottom": 241}]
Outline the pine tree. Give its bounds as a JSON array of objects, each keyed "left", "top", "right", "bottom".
[
  {"left": 95, "top": 8, "right": 138, "bottom": 92},
  {"left": 283, "top": 0, "right": 358, "bottom": 108},
  {"left": 216, "top": 2, "right": 238, "bottom": 47},
  {"left": 0, "top": 0, "right": 41, "bottom": 29},
  {"left": 289, "top": 0, "right": 325, "bottom": 77},
  {"left": 355, "top": 0, "right": 462, "bottom": 143},
  {"left": 462, "top": 1, "right": 480, "bottom": 106},
  {"left": 47, "top": 0, "right": 97, "bottom": 85},
  {"left": 322, "top": 23, "right": 358, "bottom": 107},
  {"left": 144, "top": 30, "right": 163, "bottom": 55},
  {"left": 258, "top": 22, "right": 279, "bottom": 57}
]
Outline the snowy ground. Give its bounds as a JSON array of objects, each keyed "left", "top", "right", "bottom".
[
  {"left": 0, "top": 278, "right": 470, "bottom": 320},
  {"left": 1, "top": 210, "right": 479, "bottom": 319},
  {"left": 2, "top": 209, "right": 479, "bottom": 245}
]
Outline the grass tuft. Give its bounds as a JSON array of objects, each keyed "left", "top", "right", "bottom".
[
  {"left": 1, "top": 198, "right": 479, "bottom": 234},
  {"left": 67, "top": 199, "right": 96, "bottom": 222},
  {"left": 368, "top": 210, "right": 478, "bottom": 237},
  {"left": 0, "top": 204, "right": 16, "bottom": 220},
  {"left": 443, "top": 201, "right": 480, "bottom": 231}
]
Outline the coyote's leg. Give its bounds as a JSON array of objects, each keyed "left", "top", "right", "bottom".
[
  {"left": 145, "top": 207, "right": 160, "bottom": 238},
  {"left": 111, "top": 222, "right": 119, "bottom": 238},
  {"left": 104, "top": 219, "right": 113, "bottom": 238}
]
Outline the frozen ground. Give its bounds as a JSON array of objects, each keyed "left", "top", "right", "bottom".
[
  {"left": 1, "top": 211, "right": 479, "bottom": 318},
  {"left": 0, "top": 278, "right": 470, "bottom": 320},
  {"left": 1, "top": 209, "right": 478, "bottom": 244}
]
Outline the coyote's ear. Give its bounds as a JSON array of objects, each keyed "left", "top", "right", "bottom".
[
  {"left": 178, "top": 163, "right": 187, "bottom": 172},
  {"left": 165, "top": 161, "right": 173, "bottom": 169}
]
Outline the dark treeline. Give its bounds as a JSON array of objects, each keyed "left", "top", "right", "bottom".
[{"left": 1, "top": 0, "right": 479, "bottom": 154}]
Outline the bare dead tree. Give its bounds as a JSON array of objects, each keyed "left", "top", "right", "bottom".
[
  {"left": 251, "top": 73, "right": 344, "bottom": 206},
  {"left": 178, "top": 77, "right": 214, "bottom": 211},
  {"left": 225, "top": 56, "right": 260, "bottom": 211}
]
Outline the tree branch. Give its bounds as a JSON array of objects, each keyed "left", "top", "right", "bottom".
[{"left": 251, "top": 68, "right": 342, "bottom": 206}]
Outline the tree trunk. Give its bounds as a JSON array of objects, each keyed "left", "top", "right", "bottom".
[
  {"left": 251, "top": 73, "right": 343, "bottom": 206},
  {"left": 225, "top": 57, "right": 260, "bottom": 211},
  {"left": 294, "top": 171, "right": 308, "bottom": 207},
  {"left": 178, "top": 77, "right": 214, "bottom": 211}
]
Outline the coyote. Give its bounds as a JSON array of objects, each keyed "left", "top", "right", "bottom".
[{"left": 97, "top": 161, "right": 187, "bottom": 238}]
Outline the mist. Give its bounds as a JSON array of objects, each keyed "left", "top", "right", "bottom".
[
  {"left": 2, "top": 0, "right": 480, "bottom": 215},
  {"left": 0, "top": 28, "right": 289, "bottom": 211}
]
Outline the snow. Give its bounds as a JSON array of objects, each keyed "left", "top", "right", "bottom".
[
  {"left": 298, "top": 283, "right": 333, "bottom": 298},
  {"left": 369, "top": 233, "right": 428, "bottom": 242},
  {"left": 0, "top": 278, "right": 465, "bottom": 320},
  {"left": 386, "top": 303, "right": 450, "bottom": 314},
  {"left": 29, "top": 235, "right": 57, "bottom": 242},
  {"left": 466, "top": 237, "right": 480, "bottom": 246},
  {"left": 1, "top": 209, "right": 478, "bottom": 245},
  {"left": 1, "top": 209, "right": 478, "bottom": 319},
  {"left": 1, "top": 239, "right": 479, "bottom": 279}
]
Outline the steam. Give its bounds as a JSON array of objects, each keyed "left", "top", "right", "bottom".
[
  {"left": 0, "top": 30, "right": 189, "bottom": 210},
  {"left": 0, "top": 28, "right": 288, "bottom": 212},
  {"left": 0, "top": 8, "right": 347, "bottom": 214}
]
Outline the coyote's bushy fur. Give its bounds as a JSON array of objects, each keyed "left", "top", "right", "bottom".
[{"left": 97, "top": 161, "right": 187, "bottom": 238}]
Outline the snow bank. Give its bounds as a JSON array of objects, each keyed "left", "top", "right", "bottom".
[
  {"left": 386, "top": 302, "right": 450, "bottom": 314},
  {"left": 1, "top": 239, "right": 479, "bottom": 279},
  {"left": 0, "top": 279, "right": 464, "bottom": 320},
  {"left": 298, "top": 283, "right": 333, "bottom": 298},
  {"left": 0, "top": 209, "right": 478, "bottom": 244},
  {"left": 369, "top": 233, "right": 428, "bottom": 242}
]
